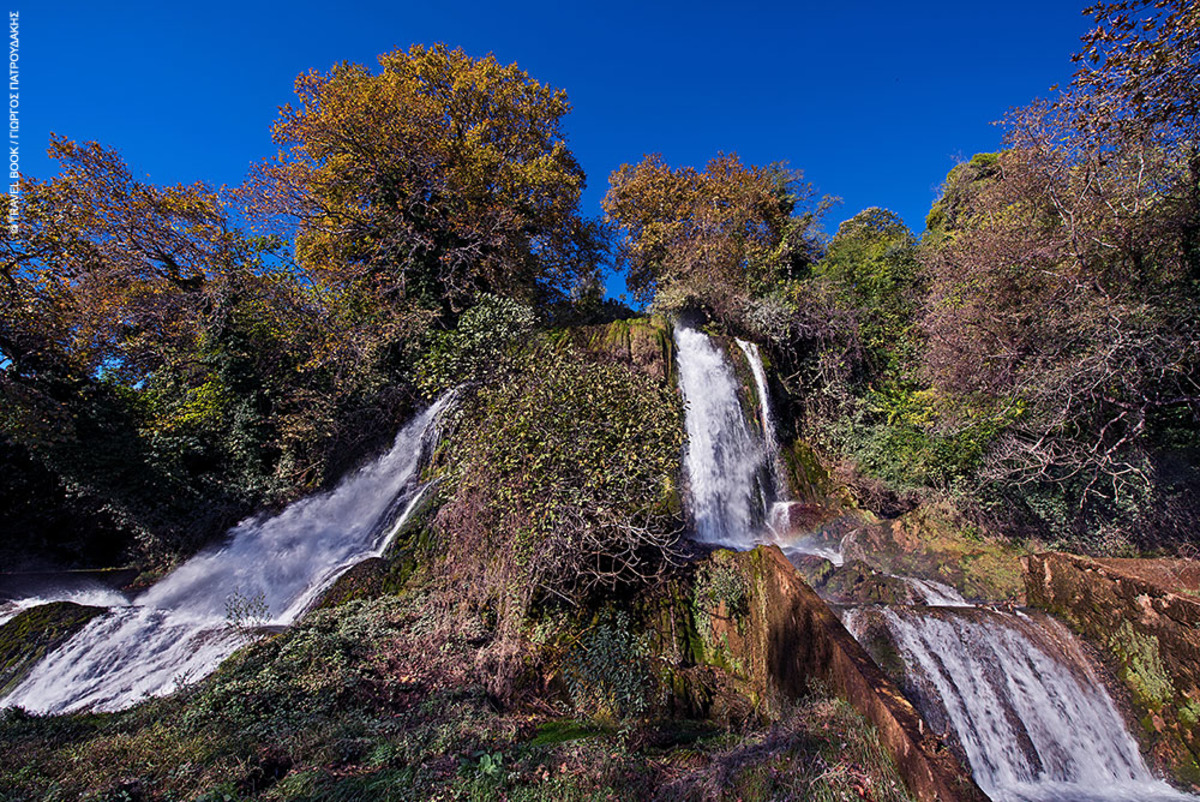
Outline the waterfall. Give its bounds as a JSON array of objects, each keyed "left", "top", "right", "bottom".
[
  {"left": 674, "top": 323, "right": 766, "bottom": 547},
  {"left": 2, "top": 393, "right": 453, "bottom": 715},
  {"left": 675, "top": 323, "right": 842, "bottom": 564},
  {"left": 735, "top": 338, "right": 783, "bottom": 489},
  {"left": 0, "top": 584, "right": 130, "bottom": 627},
  {"left": 676, "top": 319, "right": 1193, "bottom": 800},
  {"left": 735, "top": 336, "right": 825, "bottom": 548},
  {"left": 844, "top": 606, "right": 1197, "bottom": 802}
]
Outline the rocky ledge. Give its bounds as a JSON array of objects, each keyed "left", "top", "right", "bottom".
[{"left": 1024, "top": 552, "right": 1200, "bottom": 789}]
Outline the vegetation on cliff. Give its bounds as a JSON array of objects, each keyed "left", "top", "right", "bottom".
[{"left": 598, "top": 0, "right": 1200, "bottom": 556}]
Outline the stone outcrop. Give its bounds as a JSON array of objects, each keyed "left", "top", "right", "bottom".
[
  {"left": 644, "top": 545, "right": 988, "bottom": 802},
  {"left": 1024, "top": 552, "right": 1200, "bottom": 789},
  {"left": 567, "top": 316, "right": 675, "bottom": 382},
  {"left": 0, "top": 601, "right": 105, "bottom": 696},
  {"left": 843, "top": 504, "right": 1025, "bottom": 603}
]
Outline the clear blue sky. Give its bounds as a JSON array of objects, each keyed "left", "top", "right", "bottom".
[{"left": 23, "top": 0, "right": 1090, "bottom": 299}]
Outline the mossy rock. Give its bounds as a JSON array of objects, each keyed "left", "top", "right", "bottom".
[
  {"left": 1025, "top": 553, "right": 1200, "bottom": 788},
  {"left": 0, "top": 601, "right": 106, "bottom": 696},
  {"left": 569, "top": 315, "right": 676, "bottom": 383},
  {"left": 809, "top": 560, "right": 918, "bottom": 605},
  {"left": 780, "top": 438, "right": 848, "bottom": 508},
  {"left": 845, "top": 503, "right": 1025, "bottom": 603}
]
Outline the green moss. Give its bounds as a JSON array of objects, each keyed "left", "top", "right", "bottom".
[
  {"left": 781, "top": 438, "right": 837, "bottom": 505},
  {"left": 858, "top": 505, "right": 1025, "bottom": 602},
  {"left": 529, "top": 720, "right": 606, "bottom": 746},
  {"left": 0, "top": 602, "right": 106, "bottom": 696},
  {"left": 1109, "top": 621, "right": 1174, "bottom": 709},
  {"left": 1179, "top": 698, "right": 1200, "bottom": 728}
]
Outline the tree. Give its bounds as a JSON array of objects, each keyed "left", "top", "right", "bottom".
[
  {"left": 602, "top": 153, "right": 825, "bottom": 323},
  {"left": 909, "top": 1, "right": 1200, "bottom": 548},
  {"left": 1063, "top": 0, "right": 1200, "bottom": 279},
  {"left": 245, "top": 44, "right": 603, "bottom": 319},
  {"left": 0, "top": 138, "right": 365, "bottom": 561},
  {"left": 814, "top": 207, "right": 921, "bottom": 380},
  {"left": 920, "top": 142, "right": 1200, "bottom": 544},
  {"left": 0, "top": 139, "right": 268, "bottom": 556}
]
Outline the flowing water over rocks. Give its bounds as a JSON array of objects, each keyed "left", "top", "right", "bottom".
[
  {"left": 673, "top": 322, "right": 1196, "bottom": 801},
  {"left": 2, "top": 394, "right": 453, "bottom": 714},
  {"left": 675, "top": 323, "right": 845, "bottom": 563},
  {"left": 674, "top": 324, "right": 767, "bottom": 547},
  {"left": 843, "top": 606, "right": 1196, "bottom": 802}
]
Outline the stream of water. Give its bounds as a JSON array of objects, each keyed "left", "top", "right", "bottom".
[
  {"left": 2, "top": 393, "right": 453, "bottom": 714},
  {"left": 674, "top": 324, "right": 766, "bottom": 547}
]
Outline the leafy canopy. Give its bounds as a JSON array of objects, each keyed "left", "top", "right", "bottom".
[
  {"left": 602, "top": 153, "right": 825, "bottom": 322},
  {"left": 247, "top": 44, "right": 603, "bottom": 316}
]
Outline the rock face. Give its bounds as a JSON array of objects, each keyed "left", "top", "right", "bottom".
[
  {"left": 0, "top": 602, "right": 105, "bottom": 697},
  {"left": 567, "top": 316, "right": 675, "bottom": 382},
  {"left": 644, "top": 545, "right": 988, "bottom": 802},
  {"left": 843, "top": 504, "right": 1025, "bottom": 603},
  {"left": 1024, "top": 552, "right": 1200, "bottom": 788}
]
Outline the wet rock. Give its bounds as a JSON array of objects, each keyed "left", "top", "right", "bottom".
[
  {"left": 640, "top": 546, "right": 987, "bottom": 802},
  {"left": 1025, "top": 552, "right": 1200, "bottom": 789},
  {"left": 806, "top": 559, "right": 918, "bottom": 605},
  {"left": 843, "top": 503, "right": 1024, "bottom": 603},
  {"left": 0, "top": 601, "right": 106, "bottom": 696}
]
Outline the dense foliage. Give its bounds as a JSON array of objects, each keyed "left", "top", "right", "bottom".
[
  {"left": 0, "top": 139, "right": 326, "bottom": 561},
  {"left": 602, "top": 153, "right": 826, "bottom": 325},
  {"left": 598, "top": 1, "right": 1200, "bottom": 552},
  {"left": 436, "top": 341, "right": 684, "bottom": 615},
  {"left": 0, "top": 47, "right": 605, "bottom": 568},
  {"left": 917, "top": 0, "right": 1200, "bottom": 547}
]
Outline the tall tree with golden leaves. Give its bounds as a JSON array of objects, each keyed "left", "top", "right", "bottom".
[
  {"left": 602, "top": 152, "right": 822, "bottom": 323},
  {"left": 246, "top": 44, "right": 603, "bottom": 321}
]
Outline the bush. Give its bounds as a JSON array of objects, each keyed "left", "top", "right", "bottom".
[{"left": 436, "top": 341, "right": 684, "bottom": 615}]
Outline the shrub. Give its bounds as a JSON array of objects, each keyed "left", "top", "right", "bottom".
[{"left": 436, "top": 341, "right": 684, "bottom": 615}]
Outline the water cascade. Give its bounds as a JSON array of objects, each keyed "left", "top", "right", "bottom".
[
  {"left": 843, "top": 606, "right": 1196, "bottom": 802},
  {"left": 674, "top": 323, "right": 766, "bottom": 546},
  {"left": 734, "top": 337, "right": 833, "bottom": 553},
  {"left": 734, "top": 338, "right": 784, "bottom": 491},
  {"left": 2, "top": 393, "right": 453, "bottom": 715},
  {"left": 0, "top": 582, "right": 130, "bottom": 627}
]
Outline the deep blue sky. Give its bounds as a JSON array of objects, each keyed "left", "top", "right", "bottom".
[{"left": 23, "top": 0, "right": 1091, "bottom": 299}]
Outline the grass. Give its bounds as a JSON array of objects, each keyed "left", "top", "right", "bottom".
[{"left": 0, "top": 578, "right": 915, "bottom": 802}]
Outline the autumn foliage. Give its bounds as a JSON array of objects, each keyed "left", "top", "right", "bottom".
[
  {"left": 0, "top": 47, "right": 606, "bottom": 566},
  {"left": 603, "top": 153, "right": 824, "bottom": 324},
  {"left": 246, "top": 44, "right": 602, "bottom": 316}
]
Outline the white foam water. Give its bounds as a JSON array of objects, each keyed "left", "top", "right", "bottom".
[
  {"left": 674, "top": 324, "right": 766, "bottom": 546},
  {"left": 677, "top": 321, "right": 1193, "bottom": 801},
  {"left": 0, "top": 586, "right": 131, "bottom": 627},
  {"left": 901, "top": 576, "right": 973, "bottom": 607},
  {"left": 3, "top": 394, "right": 452, "bottom": 714},
  {"left": 848, "top": 607, "right": 1198, "bottom": 802}
]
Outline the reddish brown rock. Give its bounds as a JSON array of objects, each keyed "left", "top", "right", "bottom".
[
  {"left": 1024, "top": 552, "right": 1200, "bottom": 789},
  {"left": 645, "top": 546, "right": 988, "bottom": 802}
]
